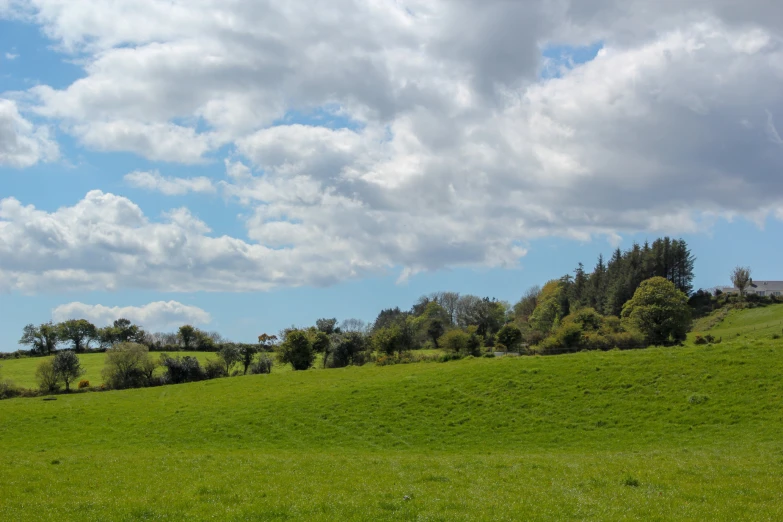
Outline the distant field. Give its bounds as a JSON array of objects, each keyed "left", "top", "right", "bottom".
[
  {"left": 0, "top": 352, "right": 219, "bottom": 389},
  {"left": 690, "top": 303, "right": 783, "bottom": 342},
  {"left": 1, "top": 307, "right": 782, "bottom": 520}
]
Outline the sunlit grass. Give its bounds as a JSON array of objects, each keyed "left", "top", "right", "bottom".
[{"left": 1, "top": 306, "right": 783, "bottom": 520}]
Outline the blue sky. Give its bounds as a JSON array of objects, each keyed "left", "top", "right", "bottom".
[{"left": 2, "top": 2, "right": 783, "bottom": 351}]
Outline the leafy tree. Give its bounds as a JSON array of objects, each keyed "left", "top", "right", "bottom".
[
  {"left": 529, "top": 281, "right": 567, "bottom": 334},
  {"left": 57, "top": 319, "right": 97, "bottom": 353},
  {"left": 439, "top": 329, "right": 469, "bottom": 354},
  {"left": 427, "top": 319, "right": 446, "bottom": 347},
  {"left": 103, "top": 342, "right": 157, "bottom": 389},
  {"left": 312, "top": 332, "right": 331, "bottom": 368},
  {"left": 277, "top": 330, "right": 315, "bottom": 370},
  {"left": 731, "top": 266, "right": 752, "bottom": 299},
  {"left": 330, "top": 332, "right": 368, "bottom": 368},
  {"left": 52, "top": 351, "right": 85, "bottom": 391},
  {"left": 36, "top": 359, "right": 61, "bottom": 393},
  {"left": 257, "top": 333, "right": 279, "bottom": 352},
  {"left": 218, "top": 344, "right": 241, "bottom": 375},
  {"left": 496, "top": 324, "right": 523, "bottom": 353},
  {"left": 237, "top": 343, "right": 258, "bottom": 374},
  {"left": 315, "top": 318, "right": 338, "bottom": 335},
  {"left": 98, "top": 319, "right": 145, "bottom": 348},
  {"left": 621, "top": 277, "right": 691, "bottom": 345},
  {"left": 373, "top": 325, "right": 402, "bottom": 356},
  {"left": 19, "top": 322, "right": 60, "bottom": 355},
  {"left": 513, "top": 286, "right": 540, "bottom": 323},
  {"left": 372, "top": 307, "right": 407, "bottom": 331},
  {"left": 178, "top": 325, "right": 197, "bottom": 350}
]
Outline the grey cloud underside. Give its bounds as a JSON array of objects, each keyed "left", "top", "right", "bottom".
[{"left": 1, "top": 1, "right": 783, "bottom": 292}]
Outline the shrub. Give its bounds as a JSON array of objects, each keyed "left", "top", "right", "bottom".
[
  {"left": 204, "top": 358, "right": 228, "bottom": 379},
  {"left": 36, "top": 359, "right": 61, "bottom": 394},
  {"left": 77, "top": 380, "right": 90, "bottom": 389},
  {"left": 328, "top": 332, "right": 368, "bottom": 368},
  {"left": 0, "top": 379, "right": 24, "bottom": 399},
  {"left": 277, "top": 330, "right": 315, "bottom": 370},
  {"left": 250, "top": 355, "right": 273, "bottom": 375},
  {"left": 438, "top": 352, "right": 464, "bottom": 363},
  {"left": 693, "top": 335, "right": 708, "bottom": 345},
  {"left": 160, "top": 355, "right": 205, "bottom": 384},
  {"left": 497, "top": 325, "right": 523, "bottom": 352},
  {"left": 103, "top": 342, "right": 157, "bottom": 390}
]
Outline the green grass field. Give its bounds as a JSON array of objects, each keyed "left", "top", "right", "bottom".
[{"left": 1, "top": 306, "right": 783, "bottom": 520}]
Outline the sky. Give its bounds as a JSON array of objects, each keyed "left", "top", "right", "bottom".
[{"left": 1, "top": 1, "right": 783, "bottom": 351}]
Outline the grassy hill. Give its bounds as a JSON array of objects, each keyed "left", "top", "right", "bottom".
[{"left": 1, "top": 307, "right": 783, "bottom": 520}]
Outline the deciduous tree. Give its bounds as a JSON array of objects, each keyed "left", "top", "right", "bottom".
[
  {"left": 621, "top": 277, "right": 691, "bottom": 346},
  {"left": 52, "top": 350, "right": 85, "bottom": 391}
]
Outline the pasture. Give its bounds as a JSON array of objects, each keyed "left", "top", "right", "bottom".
[{"left": 0, "top": 306, "right": 782, "bottom": 520}]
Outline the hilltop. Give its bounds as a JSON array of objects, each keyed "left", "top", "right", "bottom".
[{"left": 1, "top": 306, "right": 783, "bottom": 520}]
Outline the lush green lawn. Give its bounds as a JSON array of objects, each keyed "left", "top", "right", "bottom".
[{"left": 1, "top": 307, "right": 783, "bottom": 520}]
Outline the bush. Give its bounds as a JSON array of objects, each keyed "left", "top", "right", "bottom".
[
  {"left": 250, "top": 355, "right": 273, "bottom": 375},
  {"left": 36, "top": 359, "right": 61, "bottom": 394},
  {"left": 328, "top": 332, "right": 368, "bottom": 368},
  {"left": 0, "top": 379, "right": 24, "bottom": 399},
  {"left": 160, "top": 355, "right": 205, "bottom": 384},
  {"left": 277, "top": 330, "right": 315, "bottom": 370},
  {"left": 103, "top": 342, "right": 158, "bottom": 390},
  {"left": 204, "top": 358, "right": 228, "bottom": 379},
  {"left": 77, "top": 380, "right": 90, "bottom": 389}
]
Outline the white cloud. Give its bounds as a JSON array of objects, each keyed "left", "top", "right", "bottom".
[
  {"left": 52, "top": 301, "right": 211, "bottom": 331},
  {"left": 0, "top": 2, "right": 781, "bottom": 291},
  {"left": 0, "top": 98, "right": 59, "bottom": 168},
  {"left": 4, "top": 52, "right": 18, "bottom": 60},
  {"left": 124, "top": 170, "right": 215, "bottom": 195}
]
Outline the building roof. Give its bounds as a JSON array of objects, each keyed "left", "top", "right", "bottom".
[{"left": 723, "top": 281, "right": 783, "bottom": 293}]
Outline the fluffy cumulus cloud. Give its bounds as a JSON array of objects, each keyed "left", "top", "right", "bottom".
[
  {"left": 124, "top": 170, "right": 215, "bottom": 195},
  {"left": 52, "top": 301, "right": 211, "bottom": 331},
  {"left": 1, "top": 1, "right": 783, "bottom": 291},
  {"left": 0, "top": 98, "right": 58, "bottom": 168}
]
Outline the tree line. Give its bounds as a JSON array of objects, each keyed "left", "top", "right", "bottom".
[{"left": 1, "top": 236, "right": 719, "bottom": 398}]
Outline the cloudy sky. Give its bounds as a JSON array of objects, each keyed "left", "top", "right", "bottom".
[{"left": 1, "top": 0, "right": 783, "bottom": 348}]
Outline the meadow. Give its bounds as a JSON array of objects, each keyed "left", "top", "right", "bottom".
[{"left": 0, "top": 306, "right": 782, "bottom": 520}]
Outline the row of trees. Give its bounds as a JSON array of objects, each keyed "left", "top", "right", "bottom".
[
  {"left": 12, "top": 237, "right": 701, "bottom": 378},
  {"left": 17, "top": 319, "right": 229, "bottom": 356},
  {"left": 519, "top": 237, "right": 695, "bottom": 320}
]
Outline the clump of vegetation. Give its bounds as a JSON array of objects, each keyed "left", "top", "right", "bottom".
[
  {"left": 277, "top": 330, "right": 315, "bottom": 371},
  {"left": 621, "top": 277, "right": 691, "bottom": 346},
  {"left": 35, "top": 359, "right": 61, "bottom": 394},
  {"left": 160, "top": 355, "right": 205, "bottom": 384},
  {"left": 250, "top": 355, "right": 273, "bottom": 375},
  {"left": 77, "top": 380, "right": 90, "bottom": 389},
  {"left": 102, "top": 343, "right": 158, "bottom": 390}
]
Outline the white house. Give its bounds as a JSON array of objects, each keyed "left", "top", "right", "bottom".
[{"left": 721, "top": 280, "right": 783, "bottom": 297}]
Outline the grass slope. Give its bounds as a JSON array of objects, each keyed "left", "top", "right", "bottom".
[
  {"left": 690, "top": 303, "right": 783, "bottom": 342},
  {"left": 0, "top": 308, "right": 782, "bottom": 520}
]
